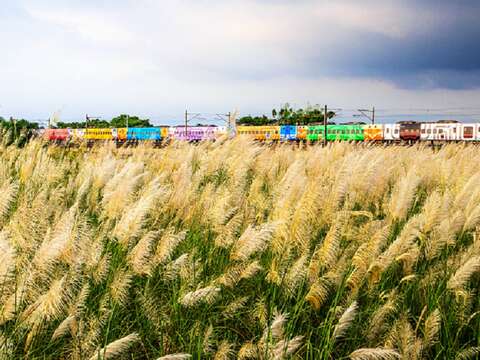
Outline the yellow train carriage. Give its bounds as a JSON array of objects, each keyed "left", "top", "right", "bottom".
[
  {"left": 236, "top": 125, "right": 280, "bottom": 141},
  {"left": 84, "top": 128, "right": 114, "bottom": 140}
]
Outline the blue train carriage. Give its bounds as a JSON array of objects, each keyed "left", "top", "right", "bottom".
[
  {"left": 280, "top": 125, "right": 298, "bottom": 141},
  {"left": 127, "top": 127, "right": 162, "bottom": 143}
]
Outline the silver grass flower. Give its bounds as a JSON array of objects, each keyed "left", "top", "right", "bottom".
[
  {"left": 88, "top": 333, "right": 140, "bottom": 360},
  {"left": 349, "top": 348, "right": 401, "bottom": 360},
  {"left": 179, "top": 286, "right": 221, "bottom": 307}
]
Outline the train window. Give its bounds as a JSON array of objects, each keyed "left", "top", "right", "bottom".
[
  {"left": 433, "top": 129, "right": 437, "bottom": 134},
  {"left": 386, "top": 128, "right": 390, "bottom": 133},
  {"left": 427, "top": 129, "right": 431, "bottom": 134},
  {"left": 439, "top": 129, "right": 444, "bottom": 134},
  {"left": 394, "top": 129, "right": 399, "bottom": 134},
  {"left": 453, "top": 128, "right": 456, "bottom": 133},
  {"left": 421, "top": 129, "right": 425, "bottom": 134}
]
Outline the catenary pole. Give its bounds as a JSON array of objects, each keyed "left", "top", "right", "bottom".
[{"left": 324, "top": 105, "right": 327, "bottom": 146}]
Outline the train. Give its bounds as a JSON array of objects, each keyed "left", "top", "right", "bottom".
[{"left": 41, "top": 121, "right": 480, "bottom": 144}]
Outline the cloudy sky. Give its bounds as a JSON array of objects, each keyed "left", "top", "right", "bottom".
[{"left": 1, "top": 0, "right": 480, "bottom": 124}]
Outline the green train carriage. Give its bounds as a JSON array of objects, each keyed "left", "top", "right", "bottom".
[{"left": 306, "top": 124, "right": 365, "bottom": 142}]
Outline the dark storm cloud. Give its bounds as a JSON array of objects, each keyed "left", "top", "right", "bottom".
[{"left": 309, "top": 0, "right": 480, "bottom": 89}]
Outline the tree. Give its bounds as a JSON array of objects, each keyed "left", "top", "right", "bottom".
[
  {"left": 56, "top": 114, "right": 153, "bottom": 129},
  {"left": 110, "top": 114, "right": 152, "bottom": 128},
  {"left": 238, "top": 104, "right": 336, "bottom": 126}
]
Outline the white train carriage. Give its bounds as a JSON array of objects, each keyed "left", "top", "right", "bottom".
[
  {"left": 420, "top": 121, "right": 462, "bottom": 141},
  {"left": 383, "top": 123, "right": 400, "bottom": 141},
  {"left": 420, "top": 121, "right": 480, "bottom": 141}
]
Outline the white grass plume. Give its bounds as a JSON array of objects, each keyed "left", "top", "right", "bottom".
[
  {"left": 262, "top": 311, "right": 287, "bottom": 345},
  {"left": 113, "top": 188, "right": 163, "bottom": 246},
  {"left": 109, "top": 269, "right": 133, "bottom": 306},
  {"left": 313, "top": 223, "right": 340, "bottom": 272},
  {"left": 156, "top": 354, "right": 192, "bottom": 360},
  {"left": 231, "top": 222, "right": 277, "bottom": 261},
  {"left": 0, "top": 181, "right": 18, "bottom": 224},
  {"left": 51, "top": 315, "right": 75, "bottom": 341},
  {"left": 447, "top": 256, "right": 480, "bottom": 291},
  {"left": 349, "top": 348, "right": 401, "bottom": 360},
  {"left": 179, "top": 286, "right": 221, "bottom": 307},
  {"left": 0, "top": 231, "right": 15, "bottom": 285},
  {"left": 387, "top": 170, "right": 420, "bottom": 221},
  {"left": 423, "top": 308, "right": 441, "bottom": 349},
  {"left": 128, "top": 231, "right": 159, "bottom": 275},
  {"left": 88, "top": 332, "right": 140, "bottom": 360},
  {"left": 22, "top": 275, "right": 69, "bottom": 324},
  {"left": 283, "top": 255, "right": 307, "bottom": 297},
  {"left": 153, "top": 230, "right": 187, "bottom": 267},
  {"left": 164, "top": 253, "right": 189, "bottom": 281},
  {"left": 333, "top": 301, "right": 358, "bottom": 341},
  {"left": 272, "top": 335, "right": 304, "bottom": 359}
]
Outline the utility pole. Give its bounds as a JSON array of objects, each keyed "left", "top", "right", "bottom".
[
  {"left": 357, "top": 107, "right": 375, "bottom": 125},
  {"left": 185, "top": 109, "right": 188, "bottom": 136},
  {"left": 126, "top": 114, "right": 129, "bottom": 129},
  {"left": 86, "top": 114, "right": 89, "bottom": 129},
  {"left": 324, "top": 105, "right": 328, "bottom": 146}
]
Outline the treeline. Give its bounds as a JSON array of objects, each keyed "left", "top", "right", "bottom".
[
  {"left": 56, "top": 114, "right": 153, "bottom": 128},
  {"left": 238, "top": 104, "right": 336, "bottom": 125}
]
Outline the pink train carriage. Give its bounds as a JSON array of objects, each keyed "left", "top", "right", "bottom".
[{"left": 171, "top": 126, "right": 219, "bottom": 141}]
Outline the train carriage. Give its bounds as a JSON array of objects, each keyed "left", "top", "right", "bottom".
[
  {"left": 172, "top": 126, "right": 218, "bottom": 141},
  {"left": 236, "top": 125, "right": 280, "bottom": 141},
  {"left": 280, "top": 125, "right": 297, "bottom": 141},
  {"left": 127, "top": 127, "right": 162, "bottom": 141},
  {"left": 399, "top": 122, "right": 421, "bottom": 142},
  {"left": 363, "top": 124, "right": 384, "bottom": 141},
  {"left": 306, "top": 125, "right": 325, "bottom": 142},
  {"left": 297, "top": 126, "right": 308, "bottom": 141},
  {"left": 237, "top": 125, "right": 256, "bottom": 137},
  {"left": 44, "top": 128, "right": 69, "bottom": 142},
  {"left": 116, "top": 128, "right": 127, "bottom": 141},
  {"left": 84, "top": 128, "right": 114, "bottom": 140},
  {"left": 421, "top": 121, "right": 461, "bottom": 141},
  {"left": 258, "top": 126, "right": 280, "bottom": 141},
  {"left": 383, "top": 124, "right": 400, "bottom": 141},
  {"left": 237, "top": 125, "right": 260, "bottom": 139},
  {"left": 326, "top": 124, "right": 364, "bottom": 142}
]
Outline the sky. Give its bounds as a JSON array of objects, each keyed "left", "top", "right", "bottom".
[{"left": 1, "top": 0, "right": 480, "bottom": 125}]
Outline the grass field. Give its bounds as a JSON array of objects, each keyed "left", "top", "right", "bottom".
[{"left": 1, "top": 139, "right": 480, "bottom": 359}]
